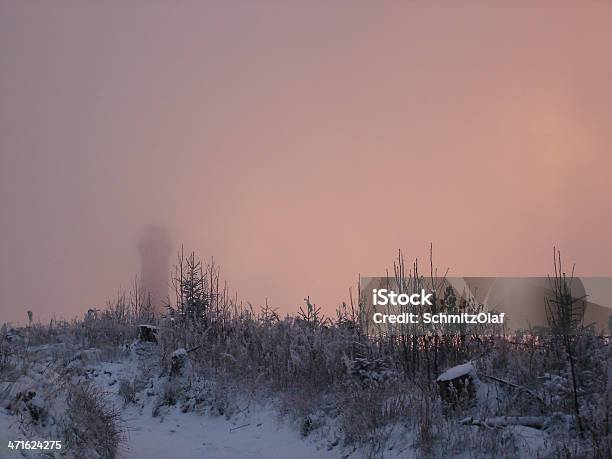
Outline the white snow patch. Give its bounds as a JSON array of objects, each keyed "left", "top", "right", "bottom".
[
  {"left": 119, "top": 405, "right": 340, "bottom": 459},
  {"left": 171, "top": 348, "right": 187, "bottom": 358},
  {"left": 436, "top": 362, "right": 476, "bottom": 382},
  {"left": 507, "top": 425, "right": 549, "bottom": 455}
]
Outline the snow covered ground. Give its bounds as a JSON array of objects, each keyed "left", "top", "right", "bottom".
[
  {"left": 98, "top": 346, "right": 344, "bottom": 458},
  {"left": 119, "top": 404, "right": 338, "bottom": 459},
  {"left": 0, "top": 337, "right": 595, "bottom": 459},
  {"left": 0, "top": 341, "right": 352, "bottom": 459},
  {"left": 0, "top": 401, "right": 341, "bottom": 459}
]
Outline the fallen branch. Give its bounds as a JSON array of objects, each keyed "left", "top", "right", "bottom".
[
  {"left": 230, "top": 423, "right": 250, "bottom": 432},
  {"left": 481, "top": 373, "right": 546, "bottom": 406},
  {"left": 460, "top": 416, "right": 550, "bottom": 430},
  {"left": 186, "top": 344, "right": 203, "bottom": 354}
]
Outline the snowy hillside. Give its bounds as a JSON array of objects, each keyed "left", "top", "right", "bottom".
[{"left": 1, "top": 318, "right": 609, "bottom": 459}]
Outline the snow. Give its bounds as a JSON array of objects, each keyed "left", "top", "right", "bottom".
[
  {"left": 506, "top": 425, "right": 549, "bottom": 456},
  {"left": 1, "top": 401, "right": 342, "bottom": 459},
  {"left": 171, "top": 348, "right": 187, "bottom": 357},
  {"left": 0, "top": 409, "right": 22, "bottom": 459},
  {"left": 119, "top": 405, "right": 339, "bottom": 459},
  {"left": 436, "top": 362, "right": 475, "bottom": 382},
  {"left": 0, "top": 407, "right": 53, "bottom": 459},
  {"left": 87, "top": 348, "right": 342, "bottom": 458},
  {"left": 0, "top": 336, "right": 597, "bottom": 459}
]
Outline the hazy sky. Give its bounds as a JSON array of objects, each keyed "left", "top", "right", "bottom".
[{"left": 2, "top": 2, "right": 612, "bottom": 324}]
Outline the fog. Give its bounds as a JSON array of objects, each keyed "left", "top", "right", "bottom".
[{"left": 2, "top": 2, "right": 612, "bottom": 324}]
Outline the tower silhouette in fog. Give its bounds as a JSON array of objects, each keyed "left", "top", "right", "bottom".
[{"left": 138, "top": 226, "right": 172, "bottom": 314}]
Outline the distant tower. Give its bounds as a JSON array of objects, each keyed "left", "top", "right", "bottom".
[{"left": 138, "top": 226, "right": 172, "bottom": 314}]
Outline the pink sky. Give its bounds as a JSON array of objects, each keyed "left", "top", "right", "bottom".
[{"left": 2, "top": 2, "right": 612, "bottom": 324}]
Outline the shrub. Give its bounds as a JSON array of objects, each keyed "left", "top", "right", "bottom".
[
  {"left": 63, "top": 382, "right": 124, "bottom": 458},
  {"left": 118, "top": 378, "right": 138, "bottom": 406}
]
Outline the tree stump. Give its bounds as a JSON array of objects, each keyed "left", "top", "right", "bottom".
[
  {"left": 137, "top": 324, "right": 159, "bottom": 343},
  {"left": 169, "top": 348, "right": 193, "bottom": 383},
  {"left": 436, "top": 362, "right": 477, "bottom": 407}
]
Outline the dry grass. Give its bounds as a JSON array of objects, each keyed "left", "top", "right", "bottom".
[{"left": 63, "top": 382, "right": 124, "bottom": 458}]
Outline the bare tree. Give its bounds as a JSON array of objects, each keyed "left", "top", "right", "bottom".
[{"left": 546, "top": 247, "right": 586, "bottom": 434}]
